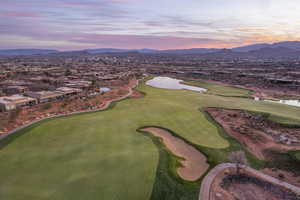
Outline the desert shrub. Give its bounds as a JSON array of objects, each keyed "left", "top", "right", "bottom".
[
  {"left": 61, "top": 102, "right": 68, "bottom": 108},
  {"left": 221, "top": 174, "right": 299, "bottom": 200},
  {"left": 41, "top": 103, "right": 52, "bottom": 111},
  {"left": 9, "top": 107, "right": 22, "bottom": 122},
  {"left": 278, "top": 173, "right": 285, "bottom": 179},
  {"left": 249, "top": 133, "right": 264, "bottom": 141}
]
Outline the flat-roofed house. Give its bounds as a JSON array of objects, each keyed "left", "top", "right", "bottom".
[
  {"left": 25, "top": 91, "right": 64, "bottom": 103},
  {"left": 0, "top": 95, "right": 37, "bottom": 111},
  {"left": 64, "top": 81, "right": 92, "bottom": 89},
  {"left": 3, "top": 86, "right": 28, "bottom": 95},
  {"left": 56, "top": 87, "right": 82, "bottom": 96}
]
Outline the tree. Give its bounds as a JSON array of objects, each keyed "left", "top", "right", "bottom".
[
  {"left": 228, "top": 151, "right": 248, "bottom": 174},
  {"left": 65, "top": 69, "right": 72, "bottom": 76},
  {"left": 89, "top": 79, "right": 99, "bottom": 91},
  {"left": 44, "top": 71, "right": 51, "bottom": 77}
]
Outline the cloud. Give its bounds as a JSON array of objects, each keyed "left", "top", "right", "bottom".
[
  {"left": 1, "top": 0, "right": 300, "bottom": 50},
  {"left": 47, "top": 33, "right": 236, "bottom": 49},
  {"left": 232, "top": 26, "right": 300, "bottom": 45},
  {"left": 0, "top": 11, "right": 41, "bottom": 18},
  {"left": 143, "top": 15, "right": 214, "bottom": 30}
]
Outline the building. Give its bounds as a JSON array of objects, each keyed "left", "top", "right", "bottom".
[
  {"left": 64, "top": 81, "right": 92, "bottom": 89},
  {"left": 3, "top": 86, "right": 28, "bottom": 95},
  {"left": 56, "top": 87, "right": 82, "bottom": 96},
  {"left": 0, "top": 95, "right": 37, "bottom": 111},
  {"left": 25, "top": 91, "right": 64, "bottom": 103}
]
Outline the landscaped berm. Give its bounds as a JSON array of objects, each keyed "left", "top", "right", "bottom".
[{"left": 0, "top": 78, "right": 300, "bottom": 200}]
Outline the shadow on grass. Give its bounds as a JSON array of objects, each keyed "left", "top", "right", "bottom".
[
  {"left": 136, "top": 107, "right": 268, "bottom": 200},
  {"left": 137, "top": 127, "right": 201, "bottom": 200}
]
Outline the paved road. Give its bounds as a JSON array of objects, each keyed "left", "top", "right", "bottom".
[
  {"left": 199, "top": 163, "right": 300, "bottom": 200},
  {"left": 0, "top": 80, "right": 139, "bottom": 141},
  {"left": 199, "top": 163, "right": 233, "bottom": 200}
]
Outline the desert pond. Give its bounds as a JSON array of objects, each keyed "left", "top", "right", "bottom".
[
  {"left": 255, "top": 97, "right": 300, "bottom": 108},
  {"left": 146, "top": 77, "right": 207, "bottom": 92},
  {"left": 266, "top": 99, "right": 300, "bottom": 107}
]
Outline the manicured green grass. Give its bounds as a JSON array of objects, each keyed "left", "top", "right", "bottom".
[
  {"left": 183, "top": 80, "right": 252, "bottom": 97},
  {"left": 267, "top": 114, "right": 300, "bottom": 127},
  {"left": 295, "top": 152, "right": 300, "bottom": 161},
  {"left": 0, "top": 78, "right": 299, "bottom": 200}
]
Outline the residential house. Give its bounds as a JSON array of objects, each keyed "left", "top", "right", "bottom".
[
  {"left": 0, "top": 95, "right": 37, "bottom": 111},
  {"left": 25, "top": 91, "right": 64, "bottom": 103}
]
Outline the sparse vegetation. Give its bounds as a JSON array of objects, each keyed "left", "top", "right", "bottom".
[
  {"left": 8, "top": 107, "right": 22, "bottom": 122},
  {"left": 41, "top": 103, "right": 52, "bottom": 111},
  {"left": 221, "top": 173, "right": 299, "bottom": 200}
]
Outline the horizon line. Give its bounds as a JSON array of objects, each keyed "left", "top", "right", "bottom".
[{"left": 1, "top": 40, "right": 300, "bottom": 52}]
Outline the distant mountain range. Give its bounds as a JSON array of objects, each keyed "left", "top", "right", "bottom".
[
  {"left": 195, "top": 47, "right": 300, "bottom": 59},
  {"left": 82, "top": 48, "right": 221, "bottom": 54},
  {"left": 0, "top": 49, "right": 59, "bottom": 56},
  {"left": 1, "top": 41, "right": 300, "bottom": 58},
  {"left": 83, "top": 48, "right": 158, "bottom": 54},
  {"left": 232, "top": 41, "right": 300, "bottom": 52}
]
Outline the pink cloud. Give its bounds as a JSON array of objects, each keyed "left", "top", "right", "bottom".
[{"left": 65, "top": 33, "right": 234, "bottom": 49}]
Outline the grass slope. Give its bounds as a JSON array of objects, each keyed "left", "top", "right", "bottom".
[
  {"left": 0, "top": 79, "right": 299, "bottom": 200},
  {"left": 183, "top": 80, "right": 252, "bottom": 97}
]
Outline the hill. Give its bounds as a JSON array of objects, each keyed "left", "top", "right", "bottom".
[
  {"left": 233, "top": 41, "right": 300, "bottom": 52},
  {"left": 1, "top": 41, "right": 300, "bottom": 57},
  {"left": 0, "top": 49, "right": 59, "bottom": 56}
]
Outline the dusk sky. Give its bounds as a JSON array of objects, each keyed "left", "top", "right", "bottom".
[{"left": 0, "top": 0, "right": 300, "bottom": 50}]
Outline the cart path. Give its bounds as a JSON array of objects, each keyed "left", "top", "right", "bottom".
[{"left": 199, "top": 163, "right": 300, "bottom": 200}]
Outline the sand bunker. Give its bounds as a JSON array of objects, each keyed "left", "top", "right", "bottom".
[{"left": 141, "top": 127, "right": 209, "bottom": 181}]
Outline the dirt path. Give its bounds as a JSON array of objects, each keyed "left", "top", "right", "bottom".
[
  {"left": 141, "top": 127, "right": 209, "bottom": 182},
  {"left": 99, "top": 79, "right": 137, "bottom": 109}
]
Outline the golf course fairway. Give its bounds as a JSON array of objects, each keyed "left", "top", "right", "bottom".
[{"left": 0, "top": 78, "right": 299, "bottom": 200}]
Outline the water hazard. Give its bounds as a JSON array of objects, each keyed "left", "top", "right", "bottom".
[
  {"left": 255, "top": 97, "right": 300, "bottom": 108},
  {"left": 146, "top": 77, "right": 207, "bottom": 92}
]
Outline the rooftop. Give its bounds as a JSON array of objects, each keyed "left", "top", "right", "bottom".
[{"left": 0, "top": 95, "right": 36, "bottom": 105}]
